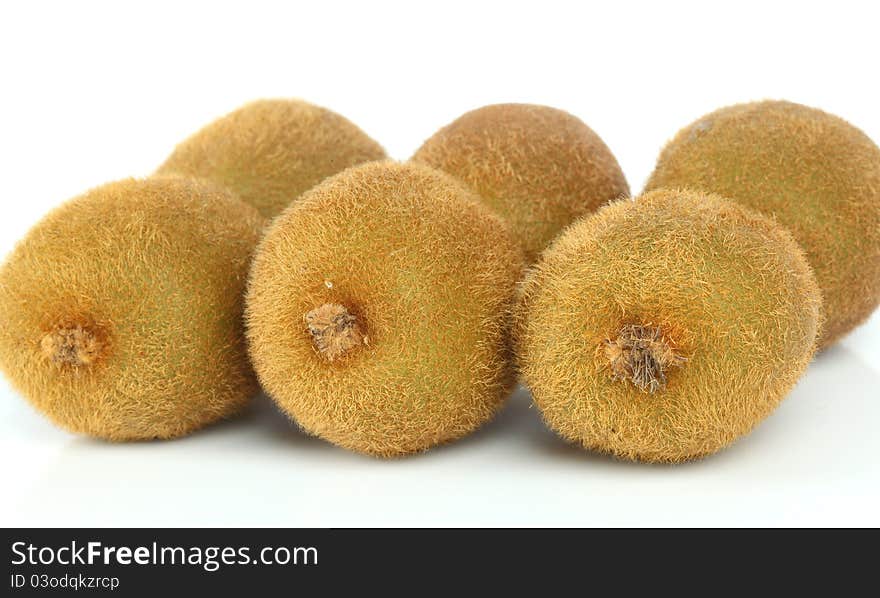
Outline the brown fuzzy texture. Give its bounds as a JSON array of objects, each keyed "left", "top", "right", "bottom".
[
  {"left": 514, "top": 189, "right": 822, "bottom": 463},
  {"left": 156, "top": 99, "right": 387, "bottom": 219},
  {"left": 0, "top": 177, "right": 263, "bottom": 440},
  {"left": 411, "top": 103, "right": 629, "bottom": 262},
  {"left": 246, "top": 161, "right": 524, "bottom": 457},
  {"left": 646, "top": 100, "right": 880, "bottom": 347}
]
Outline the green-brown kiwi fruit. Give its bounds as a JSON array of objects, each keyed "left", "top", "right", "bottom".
[
  {"left": 514, "top": 188, "right": 822, "bottom": 463},
  {"left": 646, "top": 100, "right": 880, "bottom": 348},
  {"left": 0, "top": 177, "right": 263, "bottom": 440},
  {"left": 156, "top": 99, "right": 387, "bottom": 219},
  {"left": 246, "top": 161, "right": 524, "bottom": 457},
  {"left": 411, "top": 103, "right": 629, "bottom": 262}
]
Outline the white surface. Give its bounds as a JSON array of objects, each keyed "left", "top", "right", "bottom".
[{"left": 1, "top": 1, "right": 878, "bottom": 527}]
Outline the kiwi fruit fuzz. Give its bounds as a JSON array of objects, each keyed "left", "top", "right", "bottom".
[
  {"left": 514, "top": 188, "right": 822, "bottom": 463},
  {"left": 0, "top": 177, "right": 263, "bottom": 440},
  {"left": 646, "top": 100, "right": 880, "bottom": 347},
  {"left": 157, "top": 99, "right": 387, "bottom": 219},
  {"left": 411, "top": 103, "right": 629, "bottom": 262},
  {"left": 246, "top": 161, "right": 524, "bottom": 457}
]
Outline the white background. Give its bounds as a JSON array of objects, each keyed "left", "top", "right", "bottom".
[{"left": 1, "top": 1, "right": 878, "bottom": 527}]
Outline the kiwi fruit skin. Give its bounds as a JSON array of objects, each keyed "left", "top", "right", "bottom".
[
  {"left": 156, "top": 99, "right": 387, "bottom": 219},
  {"left": 514, "top": 188, "right": 822, "bottom": 464},
  {"left": 246, "top": 161, "right": 525, "bottom": 457},
  {"left": 645, "top": 100, "right": 880, "bottom": 348},
  {"left": 411, "top": 103, "right": 629, "bottom": 262},
  {"left": 0, "top": 177, "right": 263, "bottom": 440}
]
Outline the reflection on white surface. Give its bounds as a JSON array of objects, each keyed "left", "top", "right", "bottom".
[{"left": 2, "top": 313, "right": 878, "bottom": 527}]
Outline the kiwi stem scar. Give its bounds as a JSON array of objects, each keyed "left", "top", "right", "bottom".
[
  {"left": 603, "top": 324, "right": 685, "bottom": 393},
  {"left": 40, "top": 324, "right": 104, "bottom": 367},
  {"left": 304, "top": 303, "right": 367, "bottom": 362}
]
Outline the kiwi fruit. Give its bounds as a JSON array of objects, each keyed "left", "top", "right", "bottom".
[
  {"left": 514, "top": 188, "right": 822, "bottom": 463},
  {"left": 0, "top": 177, "right": 263, "bottom": 440},
  {"left": 411, "top": 103, "right": 629, "bottom": 262},
  {"left": 156, "top": 99, "right": 387, "bottom": 219},
  {"left": 246, "top": 161, "right": 524, "bottom": 457},
  {"left": 646, "top": 100, "right": 880, "bottom": 348}
]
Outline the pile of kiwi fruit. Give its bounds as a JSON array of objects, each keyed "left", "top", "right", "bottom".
[{"left": 1, "top": 97, "right": 877, "bottom": 463}]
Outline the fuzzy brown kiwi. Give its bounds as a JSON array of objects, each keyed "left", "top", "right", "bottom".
[
  {"left": 156, "top": 99, "right": 387, "bottom": 219},
  {"left": 0, "top": 177, "right": 263, "bottom": 440},
  {"left": 646, "top": 100, "right": 880, "bottom": 348},
  {"left": 411, "top": 103, "right": 629, "bottom": 262},
  {"left": 514, "top": 188, "right": 822, "bottom": 463},
  {"left": 245, "top": 161, "right": 524, "bottom": 457}
]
